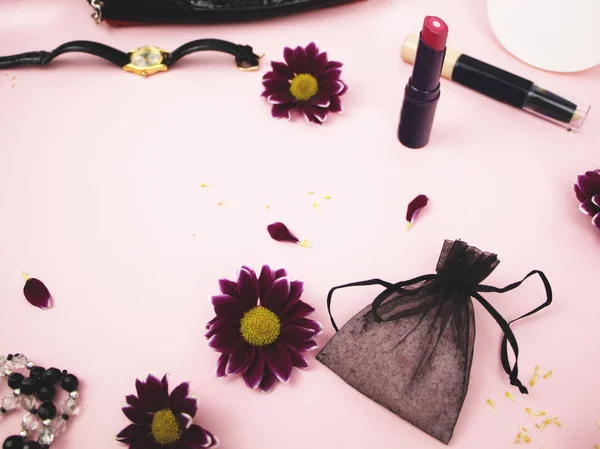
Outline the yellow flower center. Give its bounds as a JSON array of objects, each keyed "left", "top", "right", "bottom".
[
  {"left": 151, "top": 409, "right": 180, "bottom": 446},
  {"left": 240, "top": 306, "right": 281, "bottom": 347},
  {"left": 289, "top": 73, "right": 319, "bottom": 101}
]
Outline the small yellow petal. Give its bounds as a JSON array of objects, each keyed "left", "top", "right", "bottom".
[
  {"left": 299, "top": 239, "right": 311, "bottom": 248},
  {"left": 538, "top": 422, "right": 547, "bottom": 434},
  {"left": 307, "top": 191, "right": 315, "bottom": 195},
  {"left": 405, "top": 221, "right": 413, "bottom": 231},
  {"left": 320, "top": 194, "right": 332, "bottom": 200},
  {"left": 529, "top": 369, "right": 539, "bottom": 386},
  {"left": 594, "top": 445, "right": 599, "bottom": 449},
  {"left": 313, "top": 202, "right": 322, "bottom": 211},
  {"left": 487, "top": 399, "right": 498, "bottom": 412},
  {"left": 265, "top": 204, "right": 269, "bottom": 211},
  {"left": 11, "top": 84, "right": 15, "bottom": 88},
  {"left": 200, "top": 183, "right": 212, "bottom": 188},
  {"left": 505, "top": 392, "right": 517, "bottom": 402},
  {"left": 217, "top": 200, "right": 227, "bottom": 206},
  {"left": 22, "top": 272, "right": 30, "bottom": 281},
  {"left": 510, "top": 434, "right": 522, "bottom": 444},
  {"left": 550, "top": 416, "right": 561, "bottom": 427},
  {"left": 526, "top": 408, "right": 546, "bottom": 418},
  {"left": 542, "top": 370, "right": 552, "bottom": 379}
]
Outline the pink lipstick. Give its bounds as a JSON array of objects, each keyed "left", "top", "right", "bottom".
[{"left": 398, "top": 16, "right": 448, "bottom": 149}]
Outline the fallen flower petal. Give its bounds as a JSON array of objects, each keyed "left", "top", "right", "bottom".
[
  {"left": 22, "top": 273, "right": 53, "bottom": 310},
  {"left": 267, "top": 222, "right": 300, "bottom": 244},
  {"left": 405, "top": 194, "right": 429, "bottom": 230}
]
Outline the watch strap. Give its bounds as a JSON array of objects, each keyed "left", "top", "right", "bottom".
[
  {"left": 165, "top": 39, "right": 259, "bottom": 69},
  {"left": 0, "top": 41, "right": 129, "bottom": 69}
]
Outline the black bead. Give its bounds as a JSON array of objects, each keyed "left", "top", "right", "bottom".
[
  {"left": 61, "top": 374, "right": 78, "bottom": 392},
  {"left": 7, "top": 373, "right": 24, "bottom": 390},
  {"left": 37, "top": 384, "right": 55, "bottom": 402},
  {"left": 29, "top": 409, "right": 37, "bottom": 415},
  {"left": 2, "top": 436, "right": 23, "bottom": 449},
  {"left": 7, "top": 354, "right": 13, "bottom": 361},
  {"left": 38, "top": 402, "right": 57, "bottom": 421},
  {"left": 61, "top": 414, "right": 69, "bottom": 421},
  {"left": 0, "top": 407, "right": 6, "bottom": 413},
  {"left": 29, "top": 366, "right": 45, "bottom": 379},
  {"left": 19, "top": 377, "right": 39, "bottom": 396},
  {"left": 41, "top": 368, "right": 61, "bottom": 385},
  {"left": 60, "top": 370, "right": 67, "bottom": 378},
  {"left": 23, "top": 443, "right": 41, "bottom": 449}
]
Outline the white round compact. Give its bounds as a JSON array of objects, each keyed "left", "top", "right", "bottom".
[{"left": 487, "top": 0, "right": 600, "bottom": 73}]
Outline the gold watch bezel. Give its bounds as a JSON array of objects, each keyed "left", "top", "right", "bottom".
[{"left": 123, "top": 46, "right": 169, "bottom": 77}]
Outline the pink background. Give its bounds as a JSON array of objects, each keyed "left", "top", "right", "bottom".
[{"left": 1, "top": 0, "right": 599, "bottom": 448}]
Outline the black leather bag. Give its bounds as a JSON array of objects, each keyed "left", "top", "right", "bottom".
[{"left": 91, "top": 0, "right": 361, "bottom": 25}]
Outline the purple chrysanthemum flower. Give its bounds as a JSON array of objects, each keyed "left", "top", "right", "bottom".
[
  {"left": 261, "top": 42, "right": 348, "bottom": 124},
  {"left": 117, "top": 374, "right": 218, "bottom": 449},
  {"left": 206, "top": 265, "right": 322, "bottom": 393},
  {"left": 574, "top": 170, "right": 600, "bottom": 230}
]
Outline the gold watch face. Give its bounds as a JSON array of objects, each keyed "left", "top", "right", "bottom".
[{"left": 123, "top": 46, "right": 168, "bottom": 77}]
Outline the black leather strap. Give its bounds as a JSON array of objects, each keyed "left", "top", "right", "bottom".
[
  {"left": 0, "top": 41, "right": 129, "bottom": 69},
  {"left": 0, "top": 39, "right": 260, "bottom": 71},
  {"left": 164, "top": 39, "right": 260, "bottom": 69}
]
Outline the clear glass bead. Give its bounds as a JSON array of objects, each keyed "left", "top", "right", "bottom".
[
  {"left": 2, "top": 395, "right": 18, "bottom": 411},
  {"left": 22, "top": 413, "right": 40, "bottom": 432},
  {"left": 52, "top": 417, "right": 68, "bottom": 436},
  {"left": 61, "top": 398, "right": 78, "bottom": 416},
  {"left": 0, "top": 356, "right": 6, "bottom": 366},
  {"left": 11, "top": 354, "right": 28, "bottom": 369},
  {"left": 38, "top": 426, "right": 54, "bottom": 446},
  {"left": 18, "top": 395, "right": 36, "bottom": 411},
  {"left": 0, "top": 356, "right": 7, "bottom": 376}
]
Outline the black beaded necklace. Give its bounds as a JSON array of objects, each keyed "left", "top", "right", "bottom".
[{"left": 0, "top": 354, "right": 80, "bottom": 449}]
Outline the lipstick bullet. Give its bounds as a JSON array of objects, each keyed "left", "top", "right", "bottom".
[{"left": 398, "top": 16, "right": 448, "bottom": 149}]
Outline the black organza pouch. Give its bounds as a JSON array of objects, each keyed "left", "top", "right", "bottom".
[{"left": 316, "top": 240, "right": 553, "bottom": 444}]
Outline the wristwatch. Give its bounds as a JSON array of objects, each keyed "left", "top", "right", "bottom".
[{"left": 0, "top": 39, "right": 263, "bottom": 77}]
